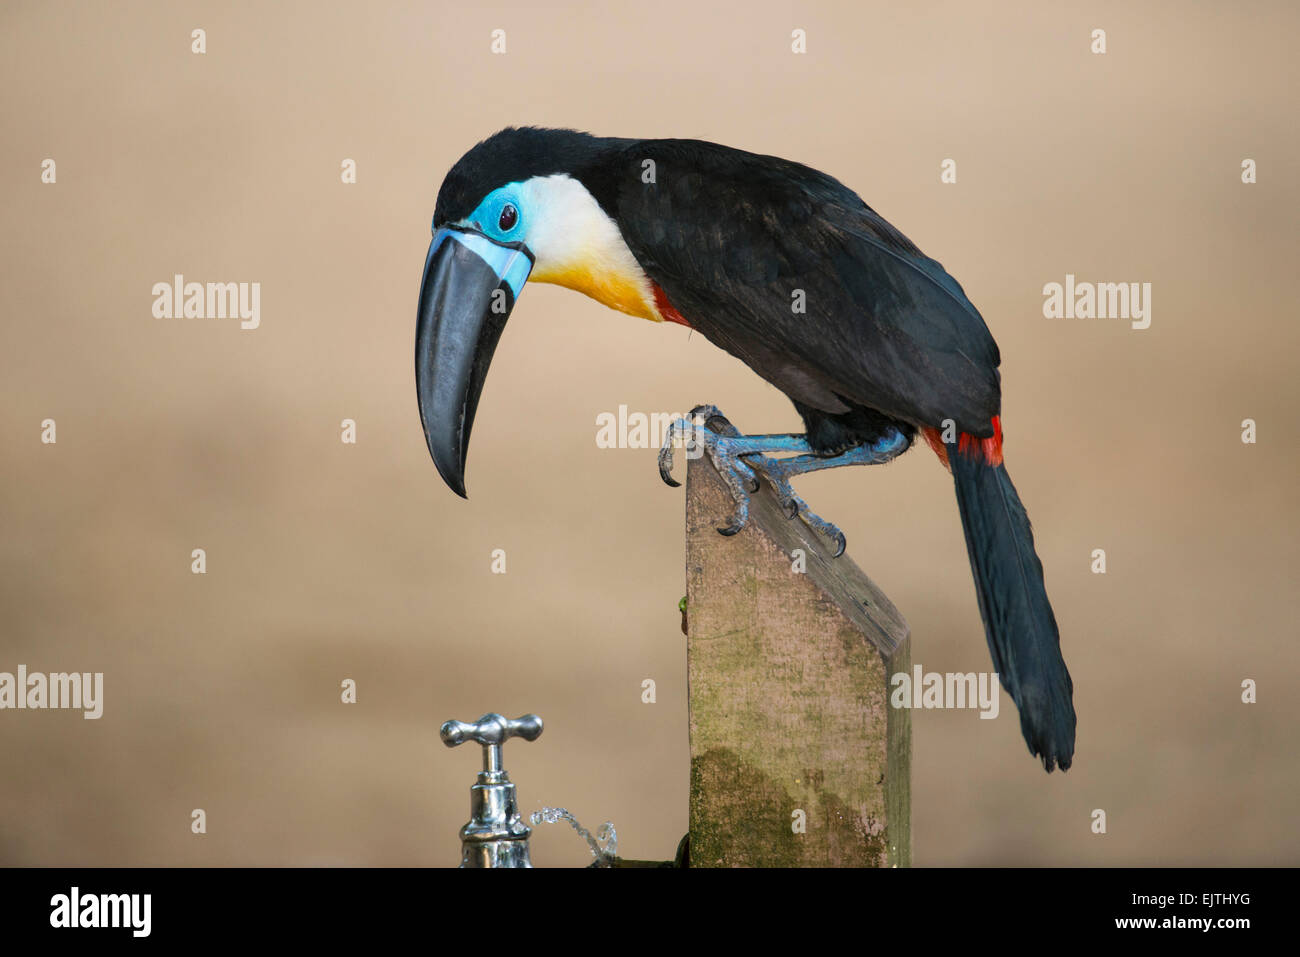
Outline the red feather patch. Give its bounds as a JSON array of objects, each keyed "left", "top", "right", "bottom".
[
  {"left": 922, "top": 416, "right": 1003, "bottom": 470},
  {"left": 652, "top": 283, "right": 691, "bottom": 327}
]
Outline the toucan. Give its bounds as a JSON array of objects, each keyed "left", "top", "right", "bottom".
[{"left": 416, "top": 127, "right": 1075, "bottom": 772}]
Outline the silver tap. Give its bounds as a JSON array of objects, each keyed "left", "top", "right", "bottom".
[{"left": 440, "top": 712, "right": 543, "bottom": 868}]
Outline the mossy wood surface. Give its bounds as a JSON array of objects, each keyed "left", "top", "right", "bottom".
[{"left": 685, "top": 452, "right": 912, "bottom": 867}]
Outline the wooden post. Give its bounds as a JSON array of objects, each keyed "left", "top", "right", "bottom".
[{"left": 685, "top": 447, "right": 911, "bottom": 867}]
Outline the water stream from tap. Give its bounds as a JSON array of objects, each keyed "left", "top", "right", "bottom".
[{"left": 530, "top": 807, "right": 618, "bottom": 865}]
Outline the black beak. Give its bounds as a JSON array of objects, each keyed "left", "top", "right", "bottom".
[{"left": 415, "top": 226, "right": 534, "bottom": 497}]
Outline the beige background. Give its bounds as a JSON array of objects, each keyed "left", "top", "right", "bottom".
[{"left": 1, "top": 1, "right": 1296, "bottom": 866}]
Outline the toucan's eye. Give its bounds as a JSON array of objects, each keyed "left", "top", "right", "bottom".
[{"left": 498, "top": 203, "right": 518, "bottom": 232}]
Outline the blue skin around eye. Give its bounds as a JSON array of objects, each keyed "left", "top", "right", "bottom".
[
  {"left": 466, "top": 187, "right": 524, "bottom": 244},
  {"left": 429, "top": 185, "right": 532, "bottom": 299}
]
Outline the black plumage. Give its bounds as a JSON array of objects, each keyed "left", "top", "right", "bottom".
[
  {"left": 588, "top": 137, "right": 1002, "bottom": 442},
  {"left": 950, "top": 452, "right": 1075, "bottom": 771}
]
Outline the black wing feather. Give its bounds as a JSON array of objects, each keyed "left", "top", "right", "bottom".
[{"left": 603, "top": 139, "right": 1001, "bottom": 434}]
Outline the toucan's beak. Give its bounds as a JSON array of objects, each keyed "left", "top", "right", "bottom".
[{"left": 416, "top": 226, "right": 534, "bottom": 497}]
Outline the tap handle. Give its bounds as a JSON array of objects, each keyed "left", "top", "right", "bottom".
[{"left": 440, "top": 712, "right": 542, "bottom": 772}]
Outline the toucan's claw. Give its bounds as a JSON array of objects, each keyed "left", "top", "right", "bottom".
[
  {"left": 658, "top": 407, "right": 757, "bottom": 497},
  {"left": 793, "top": 503, "right": 848, "bottom": 558},
  {"left": 659, "top": 409, "right": 758, "bottom": 530},
  {"left": 659, "top": 407, "right": 825, "bottom": 545},
  {"left": 658, "top": 410, "right": 909, "bottom": 559},
  {"left": 743, "top": 452, "right": 848, "bottom": 555},
  {"left": 657, "top": 442, "right": 682, "bottom": 488}
]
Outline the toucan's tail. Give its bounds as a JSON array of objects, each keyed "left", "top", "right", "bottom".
[{"left": 947, "top": 444, "right": 1076, "bottom": 772}]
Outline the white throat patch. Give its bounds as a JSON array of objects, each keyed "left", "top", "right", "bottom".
[{"left": 517, "top": 174, "right": 663, "bottom": 322}]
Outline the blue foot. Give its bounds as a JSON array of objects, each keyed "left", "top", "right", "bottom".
[{"left": 659, "top": 405, "right": 910, "bottom": 557}]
